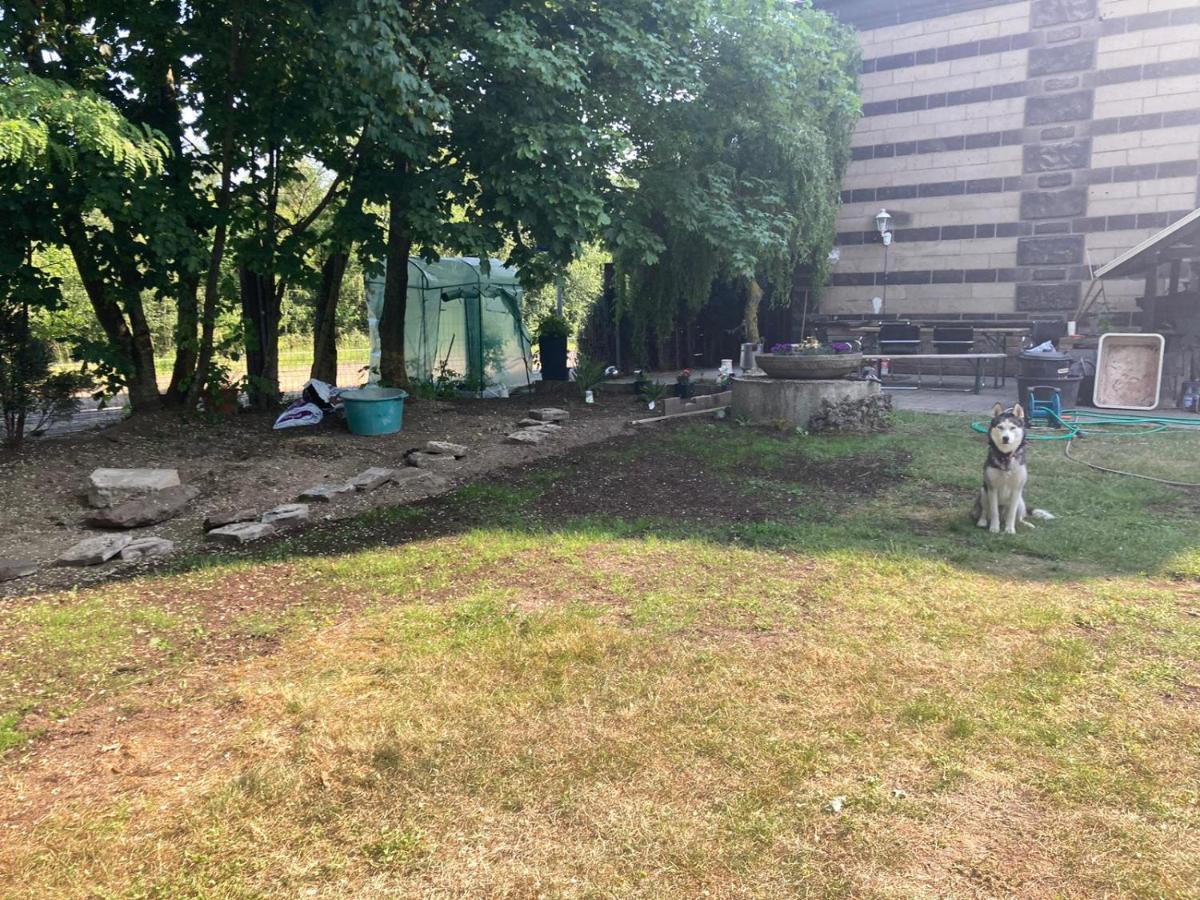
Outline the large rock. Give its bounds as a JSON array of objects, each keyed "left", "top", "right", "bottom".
[
  {"left": 118, "top": 537, "right": 175, "bottom": 560},
  {"left": 87, "top": 468, "right": 181, "bottom": 508},
  {"left": 520, "top": 423, "right": 561, "bottom": 435},
  {"left": 203, "top": 508, "right": 258, "bottom": 531},
  {"left": 57, "top": 534, "right": 132, "bottom": 567},
  {"left": 260, "top": 503, "right": 310, "bottom": 527},
  {"left": 86, "top": 484, "right": 200, "bottom": 529},
  {"left": 425, "top": 440, "right": 468, "bottom": 457},
  {"left": 506, "top": 430, "right": 546, "bottom": 446},
  {"left": 405, "top": 452, "right": 461, "bottom": 472},
  {"left": 206, "top": 522, "right": 276, "bottom": 545},
  {"left": 298, "top": 482, "right": 355, "bottom": 502},
  {"left": 0, "top": 559, "right": 38, "bottom": 582},
  {"left": 349, "top": 467, "right": 398, "bottom": 491},
  {"left": 527, "top": 407, "right": 569, "bottom": 423}
]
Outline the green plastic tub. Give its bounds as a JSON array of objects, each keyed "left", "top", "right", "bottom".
[{"left": 340, "top": 387, "right": 408, "bottom": 436}]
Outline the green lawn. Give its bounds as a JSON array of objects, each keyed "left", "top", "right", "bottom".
[{"left": 2, "top": 412, "right": 1199, "bottom": 896}]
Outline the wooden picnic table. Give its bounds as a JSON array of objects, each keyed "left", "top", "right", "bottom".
[{"left": 861, "top": 352, "right": 1006, "bottom": 394}]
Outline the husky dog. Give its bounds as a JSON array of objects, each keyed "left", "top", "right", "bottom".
[{"left": 973, "top": 402, "right": 1031, "bottom": 534}]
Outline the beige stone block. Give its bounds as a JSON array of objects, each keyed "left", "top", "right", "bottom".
[
  {"left": 1098, "top": 31, "right": 1148, "bottom": 54},
  {"left": 1156, "top": 193, "right": 1196, "bottom": 211},
  {"left": 984, "top": 2, "right": 1030, "bottom": 23},
  {"left": 1092, "top": 149, "right": 1130, "bottom": 168},
  {"left": 1158, "top": 40, "right": 1200, "bottom": 62},
  {"left": 1095, "top": 97, "right": 1145, "bottom": 118},
  {"left": 1094, "top": 132, "right": 1146, "bottom": 153},
  {"left": 1089, "top": 194, "right": 1160, "bottom": 217},
  {"left": 1139, "top": 176, "right": 1195, "bottom": 197},
  {"left": 1098, "top": 47, "right": 1158, "bottom": 69},
  {"left": 1090, "top": 181, "right": 1141, "bottom": 201},
  {"left": 1144, "top": 91, "right": 1200, "bottom": 114},
  {"left": 1141, "top": 124, "right": 1200, "bottom": 148},
  {"left": 1096, "top": 80, "right": 1159, "bottom": 105},
  {"left": 1126, "top": 142, "right": 1199, "bottom": 165},
  {"left": 1100, "top": 0, "right": 1150, "bottom": 15}
]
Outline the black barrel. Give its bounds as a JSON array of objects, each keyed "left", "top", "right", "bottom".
[{"left": 1017, "top": 350, "right": 1083, "bottom": 410}]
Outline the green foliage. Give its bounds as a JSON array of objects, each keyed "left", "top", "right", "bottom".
[
  {"left": 573, "top": 356, "right": 608, "bottom": 398},
  {"left": 522, "top": 243, "right": 608, "bottom": 336},
  {"left": 535, "top": 314, "right": 572, "bottom": 341},
  {"left": 610, "top": 0, "right": 861, "bottom": 358}
]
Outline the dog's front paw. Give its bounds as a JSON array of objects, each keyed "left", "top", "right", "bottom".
[
  {"left": 989, "top": 523, "right": 1000, "bottom": 534},
  {"left": 1004, "top": 526, "right": 1016, "bottom": 535},
  {"left": 976, "top": 517, "right": 988, "bottom": 528}
]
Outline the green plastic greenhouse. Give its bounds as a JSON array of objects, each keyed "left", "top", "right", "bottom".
[{"left": 364, "top": 257, "right": 535, "bottom": 395}]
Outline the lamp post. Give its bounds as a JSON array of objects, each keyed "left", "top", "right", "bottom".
[{"left": 875, "top": 208, "right": 892, "bottom": 319}]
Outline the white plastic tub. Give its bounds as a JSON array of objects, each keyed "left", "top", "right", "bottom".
[{"left": 1094, "top": 333, "right": 1165, "bottom": 410}]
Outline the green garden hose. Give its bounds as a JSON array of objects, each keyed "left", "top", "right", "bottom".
[{"left": 969, "top": 409, "right": 1200, "bottom": 487}]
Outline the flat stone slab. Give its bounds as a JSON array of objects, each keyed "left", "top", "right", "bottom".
[
  {"left": 206, "top": 522, "right": 276, "bottom": 545},
  {"left": 86, "top": 484, "right": 200, "bottom": 529},
  {"left": 390, "top": 467, "right": 435, "bottom": 486},
  {"left": 425, "top": 440, "right": 468, "bottom": 457},
  {"left": 520, "top": 423, "right": 562, "bottom": 435},
  {"left": 506, "top": 430, "right": 546, "bottom": 445},
  {"left": 88, "top": 468, "right": 181, "bottom": 508},
  {"left": 527, "top": 407, "right": 569, "bottom": 423},
  {"left": 57, "top": 534, "right": 132, "bottom": 567},
  {"left": 298, "top": 482, "right": 356, "bottom": 502},
  {"left": 204, "top": 508, "right": 259, "bottom": 531},
  {"left": 349, "top": 467, "right": 398, "bottom": 491},
  {"left": 518, "top": 418, "right": 565, "bottom": 428},
  {"left": 119, "top": 537, "right": 175, "bottom": 560},
  {"left": 260, "top": 503, "right": 310, "bottom": 527},
  {"left": 0, "top": 559, "right": 38, "bottom": 582},
  {"left": 406, "top": 452, "right": 461, "bottom": 472}
]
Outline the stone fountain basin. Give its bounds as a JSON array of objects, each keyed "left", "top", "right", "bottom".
[{"left": 755, "top": 352, "right": 862, "bottom": 380}]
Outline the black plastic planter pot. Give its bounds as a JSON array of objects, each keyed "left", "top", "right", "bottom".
[{"left": 539, "top": 335, "right": 569, "bottom": 381}]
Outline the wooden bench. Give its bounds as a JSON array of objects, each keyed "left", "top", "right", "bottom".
[{"left": 861, "top": 353, "right": 1006, "bottom": 394}]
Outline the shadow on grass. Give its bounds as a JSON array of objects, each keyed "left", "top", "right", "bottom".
[{"left": 134, "top": 411, "right": 1200, "bottom": 587}]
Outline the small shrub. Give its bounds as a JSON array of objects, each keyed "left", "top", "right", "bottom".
[{"left": 535, "top": 313, "right": 571, "bottom": 340}]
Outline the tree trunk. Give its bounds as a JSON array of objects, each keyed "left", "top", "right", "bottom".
[
  {"left": 166, "top": 275, "right": 200, "bottom": 404},
  {"left": 379, "top": 190, "right": 412, "bottom": 387},
  {"left": 743, "top": 277, "right": 763, "bottom": 346},
  {"left": 311, "top": 251, "right": 349, "bottom": 384},
  {"left": 240, "top": 267, "right": 282, "bottom": 408},
  {"left": 61, "top": 213, "right": 162, "bottom": 411},
  {"left": 185, "top": 8, "right": 242, "bottom": 413}
]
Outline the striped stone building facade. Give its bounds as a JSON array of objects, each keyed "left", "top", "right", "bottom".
[{"left": 815, "top": 0, "right": 1200, "bottom": 325}]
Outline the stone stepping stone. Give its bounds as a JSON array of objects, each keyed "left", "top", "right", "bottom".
[
  {"left": 260, "top": 503, "right": 310, "bottom": 527},
  {"left": 298, "top": 482, "right": 355, "bottom": 502},
  {"left": 520, "top": 423, "right": 562, "bottom": 434},
  {"left": 425, "top": 440, "right": 468, "bottom": 457},
  {"left": 527, "top": 407, "right": 569, "bottom": 423},
  {"left": 506, "top": 430, "right": 546, "bottom": 445},
  {"left": 391, "top": 468, "right": 435, "bottom": 486},
  {"left": 349, "top": 467, "right": 398, "bottom": 491},
  {"left": 88, "top": 468, "right": 181, "bottom": 508},
  {"left": 405, "top": 452, "right": 461, "bottom": 472},
  {"left": 119, "top": 537, "right": 175, "bottom": 560},
  {"left": 204, "top": 508, "right": 258, "bottom": 531},
  {"left": 57, "top": 534, "right": 132, "bottom": 567},
  {"left": 0, "top": 559, "right": 37, "bottom": 582},
  {"left": 206, "top": 522, "right": 276, "bottom": 545},
  {"left": 86, "top": 485, "right": 200, "bottom": 529}
]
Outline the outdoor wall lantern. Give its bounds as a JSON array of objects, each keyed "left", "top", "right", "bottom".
[{"left": 875, "top": 208, "right": 892, "bottom": 317}]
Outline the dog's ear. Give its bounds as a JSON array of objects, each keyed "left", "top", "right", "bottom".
[
  {"left": 1013, "top": 402, "right": 1025, "bottom": 421},
  {"left": 991, "top": 402, "right": 1003, "bottom": 417}
]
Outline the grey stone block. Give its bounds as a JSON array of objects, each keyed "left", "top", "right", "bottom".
[
  {"left": 405, "top": 452, "right": 461, "bottom": 472},
  {"left": 1016, "top": 283, "right": 1081, "bottom": 311},
  {"left": 0, "top": 559, "right": 37, "bottom": 581},
  {"left": 206, "top": 522, "right": 277, "bottom": 544},
  {"left": 86, "top": 485, "right": 200, "bottom": 529},
  {"left": 732, "top": 378, "right": 881, "bottom": 430},
  {"left": 527, "top": 407, "right": 570, "bottom": 422},
  {"left": 349, "top": 467, "right": 398, "bottom": 491},
  {"left": 204, "top": 508, "right": 258, "bottom": 531},
  {"left": 1020, "top": 188, "right": 1087, "bottom": 219},
  {"left": 119, "top": 537, "right": 175, "bottom": 560},
  {"left": 58, "top": 534, "right": 132, "bottom": 567},
  {"left": 87, "top": 468, "right": 181, "bottom": 508},
  {"left": 1026, "top": 91, "right": 1093, "bottom": 126},
  {"left": 506, "top": 430, "right": 547, "bottom": 445},
  {"left": 1031, "top": 0, "right": 1097, "bottom": 29},
  {"left": 1024, "top": 140, "right": 1091, "bottom": 172},
  {"left": 260, "top": 503, "right": 310, "bottom": 527},
  {"left": 425, "top": 440, "right": 468, "bottom": 457},
  {"left": 298, "top": 482, "right": 355, "bottom": 502},
  {"left": 390, "top": 467, "right": 434, "bottom": 486},
  {"left": 1017, "top": 235, "right": 1085, "bottom": 266},
  {"left": 1028, "top": 42, "right": 1094, "bottom": 76}
]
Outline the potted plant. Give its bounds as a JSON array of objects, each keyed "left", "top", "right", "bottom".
[
  {"left": 204, "top": 362, "right": 245, "bottom": 416},
  {"left": 755, "top": 337, "right": 863, "bottom": 380},
  {"left": 536, "top": 313, "right": 571, "bottom": 381}
]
